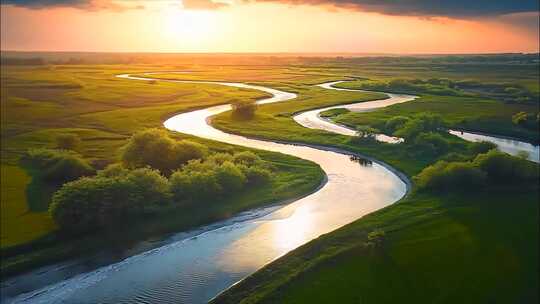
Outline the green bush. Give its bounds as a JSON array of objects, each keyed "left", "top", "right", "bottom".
[
  {"left": 385, "top": 116, "right": 410, "bottom": 133},
  {"left": 215, "top": 161, "right": 246, "bottom": 193},
  {"left": 170, "top": 170, "right": 222, "bottom": 201},
  {"left": 121, "top": 128, "right": 207, "bottom": 174},
  {"left": 243, "top": 165, "right": 272, "bottom": 185},
  {"left": 415, "top": 161, "right": 487, "bottom": 192},
  {"left": 473, "top": 150, "right": 539, "bottom": 183},
  {"left": 49, "top": 167, "right": 169, "bottom": 231},
  {"left": 416, "top": 149, "right": 538, "bottom": 192},
  {"left": 170, "top": 151, "right": 270, "bottom": 202},
  {"left": 413, "top": 132, "right": 450, "bottom": 156},
  {"left": 233, "top": 151, "right": 262, "bottom": 166},
  {"left": 21, "top": 148, "right": 94, "bottom": 182},
  {"left": 55, "top": 134, "right": 81, "bottom": 151},
  {"left": 469, "top": 141, "right": 498, "bottom": 155},
  {"left": 394, "top": 113, "right": 443, "bottom": 140}
]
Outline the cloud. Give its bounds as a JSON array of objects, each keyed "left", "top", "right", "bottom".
[
  {"left": 497, "top": 12, "right": 540, "bottom": 35},
  {"left": 0, "top": 0, "right": 145, "bottom": 10},
  {"left": 252, "top": 0, "right": 539, "bottom": 18}
]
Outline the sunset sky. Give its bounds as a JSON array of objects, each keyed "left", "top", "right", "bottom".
[{"left": 1, "top": 0, "right": 539, "bottom": 53}]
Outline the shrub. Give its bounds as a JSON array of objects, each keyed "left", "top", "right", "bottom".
[
  {"left": 356, "top": 126, "right": 379, "bottom": 139},
  {"left": 215, "top": 161, "right": 246, "bottom": 193},
  {"left": 413, "top": 132, "right": 450, "bottom": 156},
  {"left": 170, "top": 151, "right": 269, "bottom": 202},
  {"left": 21, "top": 148, "right": 94, "bottom": 182},
  {"left": 415, "top": 161, "right": 487, "bottom": 192},
  {"left": 170, "top": 170, "right": 222, "bottom": 202},
  {"left": 125, "top": 168, "right": 170, "bottom": 207},
  {"left": 243, "top": 165, "right": 272, "bottom": 185},
  {"left": 469, "top": 141, "right": 497, "bottom": 155},
  {"left": 473, "top": 150, "right": 539, "bottom": 183},
  {"left": 385, "top": 116, "right": 410, "bottom": 133},
  {"left": 207, "top": 152, "right": 234, "bottom": 165},
  {"left": 50, "top": 177, "right": 133, "bottom": 231},
  {"left": 55, "top": 134, "right": 81, "bottom": 151},
  {"left": 394, "top": 113, "right": 443, "bottom": 140},
  {"left": 122, "top": 128, "right": 207, "bottom": 174},
  {"left": 233, "top": 151, "right": 262, "bottom": 166},
  {"left": 49, "top": 167, "right": 170, "bottom": 231},
  {"left": 232, "top": 102, "right": 257, "bottom": 120}
]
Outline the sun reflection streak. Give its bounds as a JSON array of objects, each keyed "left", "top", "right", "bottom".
[{"left": 272, "top": 204, "right": 314, "bottom": 253}]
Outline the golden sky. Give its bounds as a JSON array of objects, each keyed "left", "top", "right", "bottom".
[{"left": 1, "top": 0, "right": 538, "bottom": 53}]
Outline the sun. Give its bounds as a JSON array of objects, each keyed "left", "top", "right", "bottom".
[{"left": 162, "top": 9, "right": 218, "bottom": 43}]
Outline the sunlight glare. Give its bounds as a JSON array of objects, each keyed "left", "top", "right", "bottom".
[{"left": 162, "top": 9, "right": 217, "bottom": 43}]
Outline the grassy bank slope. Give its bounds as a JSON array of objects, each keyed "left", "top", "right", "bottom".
[{"left": 214, "top": 189, "right": 538, "bottom": 304}]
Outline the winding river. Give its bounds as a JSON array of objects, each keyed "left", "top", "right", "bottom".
[
  {"left": 297, "top": 81, "right": 539, "bottom": 163},
  {"left": 1, "top": 75, "right": 537, "bottom": 304}
]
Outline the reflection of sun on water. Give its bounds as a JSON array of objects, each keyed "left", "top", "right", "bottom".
[{"left": 272, "top": 205, "right": 314, "bottom": 253}]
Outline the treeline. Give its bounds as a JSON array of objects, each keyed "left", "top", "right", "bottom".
[
  {"left": 1, "top": 57, "right": 45, "bottom": 65},
  {"left": 358, "top": 78, "right": 538, "bottom": 104},
  {"left": 22, "top": 129, "right": 273, "bottom": 232}
]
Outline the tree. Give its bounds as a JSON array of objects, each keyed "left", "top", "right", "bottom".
[
  {"left": 385, "top": 116, "right": 410, "bottom": 133},
  {"left": 121, "top": 128, "right": 207, "bottom": 174},
  {"left": 413, "top": 132, "right": 450, "bottom": 156},
  {"left": 215, "top": 161, "right": 246, "bottom": 193},
  {"left": 394, "top": 112, "right": 443, "bottom": 140},
  {"left": 231, "top": 102, "right": 258, "bottom": 120},
  {"left": 21, "top": 148, "right": 94, "bottom": 182},
  {"left": 415, "top": 160, "right": 486, "bottom": 192},
  {"left": 49, "top": 167, "right": 170, "bottom": 231}
]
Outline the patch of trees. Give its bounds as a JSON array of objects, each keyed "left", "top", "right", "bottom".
[
  {"left": 512, "top": 111, "right": 539, "bottom": 130},
  {"left": 20, "top": 129, "right": 274, "bottom": 232},
  {"left": 170, "top": 151, "right": 272, "bottom": 202},
  {"left": 20, "top": 149, "right": 95, "bottom": 182},
  {"left": 415, "top": 149, "right": 539, "bottom": 192},
  {"left": 121, "top": 128, "right": 207, "bottom": 175}
]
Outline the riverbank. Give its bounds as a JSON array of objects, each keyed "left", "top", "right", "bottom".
[{"left": 213, "top": 188, "right": 539, "bottom": 304}]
